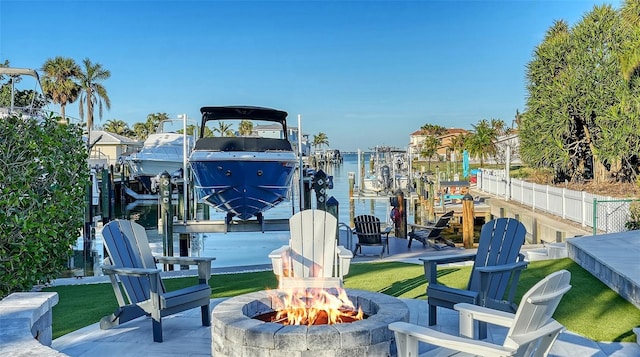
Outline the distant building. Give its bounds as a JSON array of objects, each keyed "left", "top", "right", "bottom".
[
  {"left": 409, "top": 128, "right": 469, "bottom": 159},
  {"left": 253, "top": 124, "right": 310, "bottom": 155},
  {"left": 88, "top": 130, "right": 141, "bottom": 168}
]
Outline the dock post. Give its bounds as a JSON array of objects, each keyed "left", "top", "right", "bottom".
[
  {"left": 327, "top": 196, "right": 339, "bottom": 240},
  {"left": 313, "top": 170, "right": 328, "bottom": 211},
  {"left": 303, "top": 170, "right": 312, "bottom": 210},
  {"left": 159, "top": 171, "right": 174, "bottom": 271},
  {"left": 462, "top": 193, "right": 475, "bottom": 248},
  {"left": 109, "top": 165, "right": 115, "bottom": 222},
  {"left": 101, "top": 168, "right": 110, "bottom": 224}
]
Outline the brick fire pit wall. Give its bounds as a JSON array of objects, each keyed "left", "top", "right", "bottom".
[{"left": 212, "top": 289, "right": 410, "bottom": 356}]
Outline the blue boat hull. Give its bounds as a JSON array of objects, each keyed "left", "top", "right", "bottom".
[{"left": 189, "top": 154, "right": 297, "bottom": 220}]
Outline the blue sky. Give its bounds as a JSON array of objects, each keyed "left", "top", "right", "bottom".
[{"left": 0, "top": 0, "right": 619, "bottom": 151}]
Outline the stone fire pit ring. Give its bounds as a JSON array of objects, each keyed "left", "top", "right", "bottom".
[{"left": 212, "top": 289, "right": 410, "bottom": 356}]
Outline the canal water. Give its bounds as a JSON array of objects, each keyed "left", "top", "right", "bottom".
[{"left": 71, "top": 152, "right": 410, "bottom": 275}]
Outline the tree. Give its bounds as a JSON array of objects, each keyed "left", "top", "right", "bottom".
[
  {"left": 312, "top": 132, "right": 329, "bottom": 151},
  {"left": 466, "top": 119, "right": 498, "bottom": 167},
  {"left": 41, "top": 56, "right": 80, "bottom": 121},
  {"left": 420, "top": 135, "right": 440, "bottom": 173},
  {"left": 103, "top": 119, "right": 133, "bottom": 137},
  {"left": 213, "top": 121, "right": 234, "bottom": 137},
  {"left": 132, "top": 113, "right": 170, "bottom": 140},
  {"left": 76, "top": 58, "right": 111, "bottom": 149},
  {"left": 0, "top": 60, "right": 47, "bottom": 110},
  {"left": 447, "top": 133, "right": 466, "bottom": 172},
  {"left": 420, "top": 124, "right": 447, "bottom": 136},
  {"left": 238, "top": 120, "right": 253, "bottom": 136},
  {"left": 0, "top": 114, "right": 88, "bottom": 297}
]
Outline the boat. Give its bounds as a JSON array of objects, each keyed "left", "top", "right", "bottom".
[
  {"left": 125, "top": 120, "right": 194, "bottom": 193},
  {"left": 0, "top": 67, "right": 48, "bottom": 120},
  {"left": 189, "top": 106, "right": 298, "bottom": 222}
]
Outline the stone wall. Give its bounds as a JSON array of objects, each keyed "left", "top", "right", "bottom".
[{"left": 0, "top": 292, "right": 68, "bottom": 356}]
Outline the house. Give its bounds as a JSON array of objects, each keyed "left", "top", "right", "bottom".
[
  {"left": 88, "top": 130, "right": 141, "bottom": 168},
  {"left": 409, "top": 128, "right": 469, "bottom": 159}
]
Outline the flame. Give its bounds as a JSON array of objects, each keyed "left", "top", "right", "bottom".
[{"left": 267, "top": 288, "right": 364, "bottom": 326}]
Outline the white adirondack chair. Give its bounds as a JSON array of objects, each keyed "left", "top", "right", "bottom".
[
  {"left": 269, "top": 209, "right": 353, "bottom": 289},
  {"left": 389, "top": 270, "right": 572, "bottom": 357}
]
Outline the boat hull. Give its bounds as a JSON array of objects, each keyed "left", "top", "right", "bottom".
[{"left": 189, "top": 151, "right": 297, "bottom": 220}]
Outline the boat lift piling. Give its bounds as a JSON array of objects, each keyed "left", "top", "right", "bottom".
[{"left": 158, "top": 171, "right": 174, "bottom": 271}]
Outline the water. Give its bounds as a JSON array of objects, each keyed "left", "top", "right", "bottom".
[{"left": 75, "top": 153, "right": 407, "bottom": 273}]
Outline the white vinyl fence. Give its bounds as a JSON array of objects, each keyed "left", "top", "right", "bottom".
[{"left": 476, "top": 170, "right": 634, "bottom": 234}]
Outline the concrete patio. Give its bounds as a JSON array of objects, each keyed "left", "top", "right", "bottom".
[{"left": 47, "top": 234, "right": 640, "bottom": 356}]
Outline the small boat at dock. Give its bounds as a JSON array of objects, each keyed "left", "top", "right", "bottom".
[{"left": 189, "top": 106, "right": 298, "bottom": 223}]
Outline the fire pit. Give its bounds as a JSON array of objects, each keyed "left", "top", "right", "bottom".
[{"left": 211, "top": 288, "right": 410, "bottom": 356}]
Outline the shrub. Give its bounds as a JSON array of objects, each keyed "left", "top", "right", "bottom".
[{"left": 0, "top": 114, "right": 88, "bottom": 298}]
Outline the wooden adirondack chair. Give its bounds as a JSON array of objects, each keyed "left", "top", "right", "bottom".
[
  {"left": 390, "top": 270, "right": 572, "bottom": 357},
  {"left": 100, "top": 219, "right": 215, "bottom": 342},
  {"left": 352, "top": 214, "right": 392, "bottom": 257},
  {"left": 269, "top": 209, "right": 353, "bottom": 289},
  {"left": 420, "top": 218, "right": 529, "bottom": 339},
  {"left": 407, "top": 210, "right": 455, "bottom": 249}
]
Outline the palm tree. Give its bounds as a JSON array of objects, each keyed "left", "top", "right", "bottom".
[
  {"left": 447, "top": 134, "right": 466, "bottom": 173},
  {"left": 238, "top": 120, "right": 253, "bottom": 136},
  {"left": 103, "top": 119, "right": 132, "bottom": 137},
  {"left": 133, "top": 122, "right": 151, "bottom": 140},
  {"left": 420, "top": 135, "right": 440, "bottom": 173},
  {"left": 312, "top": 132, "right": 329, "bottom": 152},
  {"left": 213, "top": 121, "right": 234, "bottom": 137},
  {"left": 466, "top": 119, "right": 497, "bottom": 166},
  {"left": 40, "top": 56, "right": 80, "bottom": 122},
  {"left": 76, "top": 58, "right": 111, "bottom": 149}
]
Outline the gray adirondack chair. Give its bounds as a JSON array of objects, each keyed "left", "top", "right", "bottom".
[
  {"left": 352, "top": 214, "right": 392, "bottom": 257},
  {"left": 420, "top": 217, "right": 528, "bottom": 339},
  {"left": 407, "top": 210, "right": 455, "bottom": 249},
  {"left": 390, "top": 270, "right": 572, "bottom": 357},
  {"left": 269, "top": 209, "right": 353, "bottom": 289},
  {"left": 100, "top": 219, "right": 215, "bottom": 342}
]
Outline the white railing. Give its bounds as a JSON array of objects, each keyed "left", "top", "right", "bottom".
[{"left": 476, "top": 170, "right": 632, "bottom": 234}]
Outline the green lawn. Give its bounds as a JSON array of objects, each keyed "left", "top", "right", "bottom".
[{"left": 44, "top": 258, "right": 639, "bottom": 342}]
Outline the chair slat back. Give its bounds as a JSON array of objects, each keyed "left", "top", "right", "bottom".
[
  {"left": 354, "top": 215, "right": 381, "bottom": 244},
  {"left": 289, "top": 210, "right": 337, "bottom": 279},
  {"left": 468, "top": 218, "right": 527, "bottom": 297},
  {"left": 504, "top": 270, "right": 571, "bottom": 352},
  {"left": 426, "top": 211, "right": 454, "bottom": 238},
  {"left": 102, "top": 219, "right": 164, "bottom": 303}
]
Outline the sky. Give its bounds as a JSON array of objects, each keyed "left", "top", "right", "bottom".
[{"left": 0, "top": 0, "right": 622, "bottom": 152}]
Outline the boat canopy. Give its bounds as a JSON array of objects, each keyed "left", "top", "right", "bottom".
[{"left": 199, "top": 106, "right": 288, "bottom": 138}]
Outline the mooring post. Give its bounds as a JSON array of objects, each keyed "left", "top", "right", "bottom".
[
  {"left": 462, "top": 193, "right": 475, "bottom": 249},
  {"left": 101, "top": 168, "right": 110, "bottom": 224},
  {"left": 159, "top": 171, "right": 174, "bottom": 271},
  {"left": 327, "top": 196, "right": 339, "bottom": 240},
  {"left": 303, "top": 169, "right": 312, "bottom": 210},
  {"left": 109, "top": 165, "right": 115, "bottom": 222}
]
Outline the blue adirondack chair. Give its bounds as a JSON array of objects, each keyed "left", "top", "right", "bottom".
[
  {"left": 100, "top": 219, "right": 215, "bottom": 342},
  {"left": 420, "top": 217, "right": 529, "bottom": 339}
]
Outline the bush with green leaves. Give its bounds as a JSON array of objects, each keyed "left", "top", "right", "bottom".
[{"left": 0, "top": 114, "right": 88, "bottom": 298}]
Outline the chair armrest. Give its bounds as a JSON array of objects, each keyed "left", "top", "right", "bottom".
[
  {"left": 475, "top": 260, "right": 529, "bottom": 274},
  {"left": 389, "top": 322, "right": 514, "bottom": 357},
  {"left": 154, "top": 256, "right": 215, "bottom": 265},
  {"left": 420, "top": 253, "right": 477, "bottom": 284},
  {"left": 269, "top": 245, "right": 290, "bottom": 277},
  {"left": 101, "top": 265, "right": 161, "bottom": 277},
  {"left": 382, "top": 226, "right": 392, "bottom": 236},
  {"left": 336, "top": 245, "right": 353, "bottom": 276},
  {"left": 419, "top": 253, "right": 477, "bottom": 265},
  {"left": 154, "top": 256, "right": 214, "bottom": 282},
  {"left": 408, "top": 223, "right": 438, "bottom": 231},
  {"left": 336, "top": 245, "right": 353, "bottom": 259},
  {"left": 454, "top": 303, "right": 515, "bottom": 327}
]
